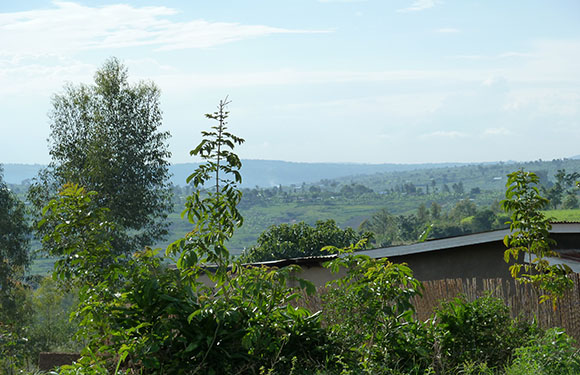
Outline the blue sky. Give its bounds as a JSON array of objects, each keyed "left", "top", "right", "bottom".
[{"left": 1, "top": 0, "right": 579, "bottom": 164}]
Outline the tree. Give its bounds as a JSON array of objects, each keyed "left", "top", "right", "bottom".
[
  {"left": 430, "top": 201, "right": 442, "bottom": 219},
  {"left": 417, "top": 203, "right": 429, "bottom": 223},
  {"left": 360, "top": 208, "right": 399, "bottom": 247},
  {"left": 167, "top": 97, "right": 245, "bottom": 275},
  {"left": 501, "top": 170, "right": 572, "bottom": 307},
  {"left": 0, "top": 166, "right": 32, "bottom": 373},
  {"left": 562, "top": 193, "right": 579, "bottom": 209},
  {"left": 241, "top": 219, "right": 369, "bottom": 262},
  {"left": 450, "top": 199, "right": 477, "bottom": 220},
  {"left": 0, "top": 165, "right": 30, "bottom": 322},
  {"left": 29, "top": 58, "right": 172, "bottom": 252}
]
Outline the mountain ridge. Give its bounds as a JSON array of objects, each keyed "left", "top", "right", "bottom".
[{"left": 2, "top": 157, "right": 578, "bottom": 187}]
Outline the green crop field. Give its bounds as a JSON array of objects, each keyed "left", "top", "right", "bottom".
[{"left": 544, "top": 209, "right": 580, "bottom": 222}]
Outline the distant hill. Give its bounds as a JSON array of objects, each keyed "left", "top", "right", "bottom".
[
  {"left": 1, "top": 164, "right": 45, "bottom": 185},
  {"left": 3, "top": 158, "right": 578, "bottom": 188},
  {"left": 2, "top": 160, "right": 470, "bottom": 187},
  {"left": 169, "top": 160, "right": 471, "bottom": 187}
]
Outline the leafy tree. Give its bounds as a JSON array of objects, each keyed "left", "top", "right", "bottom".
[
  {"left": 452, "top": 181, "right": 464, "bottom": 195},
  {"left": 26, "top": 277, "right": 80, "bottom": 357},
  {"left": 29, "top": 57, "right": 172, "bottom": 253},
  {"left": 242, "top": 219, "right": 369, "bottom": 262},
  {"left": 39, "top": 183, "right": 120, "bottom": 285},
  {"left": 450, "top": 199, "right": 477, "bottom": 220},
  {"left": 417, "top": 203, "right": 429, "bottom": 223},
  {"left": 561, "top": 193, "right": 579, "bottom": 209},
  {"left": 501, "top": 170, "right": 573, "bottom": 307},
  {"left": 167, "top": 97, "right": 244, "bottom": 276},
  {"left": 360, "top": 208, "right": 399, "bottom": 247},
  {"left": 471, "top": 208, "right": 496, "bottom": 232},
  {"left": 0, "top": 165, "right": 30, "bottom": 323},
  {"left": 542, "top": 169, "right": 580, "bottom": 209},
  {"left": 430, "top": 201, "right": 442, "bottom": 219}
]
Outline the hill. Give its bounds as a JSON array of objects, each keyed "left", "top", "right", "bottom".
[{"left": 3, "top": 160, "right": 470, "bottom": 187}]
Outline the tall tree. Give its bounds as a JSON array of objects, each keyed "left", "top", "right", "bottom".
[
  {"left": 29, "top": 58, "right": 172, "bottom": 252},
  {"left": 167, "top": 97, "right": 245, "bottom": 275}
]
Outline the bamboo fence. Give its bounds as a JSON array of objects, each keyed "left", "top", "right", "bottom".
[
  {"left": 297, "top": 274, "right": 580, "bottom": 342},
  {"left": 413, "top": 274, "right": 580, "bottom": 341}
]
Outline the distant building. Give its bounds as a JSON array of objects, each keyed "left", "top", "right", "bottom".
[{"left": 257, "top": 223, "right": 580, "bottom": 286}]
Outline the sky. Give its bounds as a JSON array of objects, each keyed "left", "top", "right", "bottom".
[{"left": 1, "top": 0, "right": 579, "bottom": 165}]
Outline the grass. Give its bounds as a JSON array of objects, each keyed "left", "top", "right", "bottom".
[{"left": 543, "top": 209, "right": 580, "bottom": 222}]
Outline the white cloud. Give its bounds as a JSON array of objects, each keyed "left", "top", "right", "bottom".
[
  {"left": 397, "top": 0, "right": 440, "bottom": 13},
  {"left": 435, "top": 28, "right": 459, "bottom": 33},
  {"left": 482, "top": 128, "right": 512, "bottom": 136},
  {"left": 504, "top": 89, "right": 580, "bottom": 116},
  {"left": 0, "top": 1, "right": 326, "bottom": 59},
  {"left": 154, "top": 69, "right": 458, "bottom": 91},
  {"left": 451, "top": 52, "right": 533, "bottom": 60},
  {"left": 318, "top": 0, "right": 366, "bottom": 2},
  {"left": 422, "top": 130, "right": 468, "bottom": 139}
]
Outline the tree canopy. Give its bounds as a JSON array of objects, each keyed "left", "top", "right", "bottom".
[
  {"left": 29, "top": 58, "right": 172, "bottom": 252},
  {"left": 241, "top": 219, "right": 370, "bottom": 262}
]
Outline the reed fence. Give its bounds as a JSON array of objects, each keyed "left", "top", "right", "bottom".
[
  {"left": 297, "top": 274, "right": 580, "bottom": 342},
  {"left": 413, "top": 274, "right": 580, "bottom": 341}
]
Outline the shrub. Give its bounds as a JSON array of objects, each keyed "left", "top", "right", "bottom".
[
  {"left": 322, "top": 244, "right": 433, "bottom": 373},
  {"left": 434, "top": 294, "right": 538, "bottom": 371},
  {"left": 505, "top": 328, "right": 580, "bottom": 375}
]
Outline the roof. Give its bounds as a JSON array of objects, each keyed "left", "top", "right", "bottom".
[
  {"left": 253, "top": 254, "right": 337, "bottom": 268},
  {"left": 356, "top": 222, "right": 580, "bottom": 260}
]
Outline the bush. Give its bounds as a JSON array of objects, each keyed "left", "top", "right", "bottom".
[
  {"left": 322, "top": 246, "right": 433, "bottom": 374},
  {"left": 434, "top": 294, "right": 539, "bottom": 371},
  {"left": 505, "top": 328, "right": 580, "bottom": 375}
]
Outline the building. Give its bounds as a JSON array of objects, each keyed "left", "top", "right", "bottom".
[{"left": 258, "top": 222, "right": 580, "bottom": 286}]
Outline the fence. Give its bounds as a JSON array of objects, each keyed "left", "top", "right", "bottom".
[
  {"left": 413, "top": 275, "right": 580, "bottom": 341},
  {"left": 297, "top": 274, "right": 580, "bottom": 342}
]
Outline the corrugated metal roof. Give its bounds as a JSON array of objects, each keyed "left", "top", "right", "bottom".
[{"left": 356, "top": 222, "right": 580, "bottom": 259}]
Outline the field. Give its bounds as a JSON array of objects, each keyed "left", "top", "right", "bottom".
[{"left": 544, "top": 209, "right": 580, "bottom": 222}]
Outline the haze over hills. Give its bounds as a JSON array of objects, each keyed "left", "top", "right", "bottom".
[
  {"left": 3, "top": 157, "right": 579, "bottom": 189},
  {"left": 0, "top": 159, "right": 520, "bottom": 187}
]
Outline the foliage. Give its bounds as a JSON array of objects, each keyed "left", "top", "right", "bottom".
[
  {"left": 0, "top": 325, "right": 30, "bottom": 375},
  {"left": 561, "top": 193, "right": 579, "bottom": 209},
  {"left": 26, "top": 277, "right": 81, "bottom": 358},
  {"left": 39, "top": 183, "right": 122, "bottom": 285},
  {"left": 501, "top": 170, "right": 573, "bottom": 306},
  {"left": 433, "top": 294, "right": 539, "bottom": 371},
  {"left": 241, "top": 219, "right": 370, "bottom": 262},
  {"left": 29, "top": 57, "right": 172, "bottom": 254},
  {"left": 505, "top": 328, "right": 580, "bottom": 375},
  {"left": 0, "top": 165, "right": 31, "bottom": 320},
  {"left": 542, "top": 169, "right": 580, "bottom": 209},
  {"left": 167, "top": 97, "right": 244, "bottom": 276},
  {"left": 34, "top": 100, "right": 334, "bottom": 374},
  {"left": 322, "top": 243, "right": 432, "bottom": 373},
  {"left": 361, "top": 199, "right": 508, "bottom": 249},
  {"left": 0, "top": 166, "right": 33, "bottom": 373}
]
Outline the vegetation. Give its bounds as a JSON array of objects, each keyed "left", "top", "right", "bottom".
[
  {"left": 28, "top": 58, "right": 172, "bottom": 254},
  {"left": 0, "top": 165, "right": 32, "bottom": 373},
  {"left": 502, "top": 170, "right": 573, "bottom": 306},
  {"left": 0, "top": 165, "right": 30, "bottom": 318},
  {"left": 2, "top": 61, "right": 580, "bottom": 373},
  {"left": 240, "top": 219, "right": 371, "bottom": 262}
]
